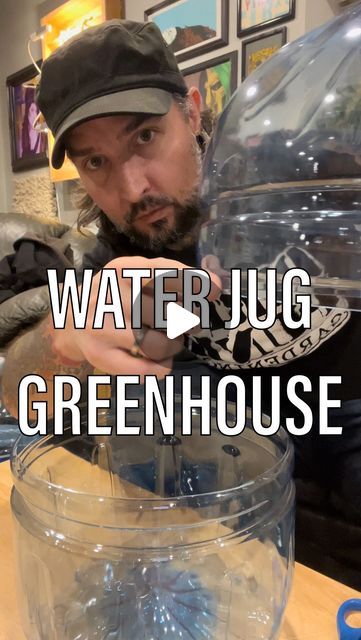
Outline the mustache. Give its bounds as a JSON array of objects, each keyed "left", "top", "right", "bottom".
[{"left": 126, "top": 195, "right": 177, "bottom": 223}]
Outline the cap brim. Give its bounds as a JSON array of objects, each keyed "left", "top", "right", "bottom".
[{"left": 51, "top": 88, "right": 173, "bottom": 169}]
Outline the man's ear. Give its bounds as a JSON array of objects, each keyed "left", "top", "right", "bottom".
[{"left": 187, "top": 87, "right": 202, "bottom": 134}]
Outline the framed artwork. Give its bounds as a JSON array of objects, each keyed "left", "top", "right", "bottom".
[
  {"left": 242, "top": 27, "right": 287, "bottom": 80},
  {"left": 183, "top": 51, "right": 238, "bottom": 117},
  {"left": 6, "top": 62, "right": 48, "bottom": 172},
  {"left": 145, "top": 0, "right": 229, "bottom": 63},
  {"left": 238, "top": 0, "right": 295, "bottom": 37}
]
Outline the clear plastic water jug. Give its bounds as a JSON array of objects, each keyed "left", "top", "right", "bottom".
[
  {"left": 200, "top": 5, "right": 361, "bottom": 310},
  {"left": 11, "top": 401, "right": 294, "bottom": 639}
]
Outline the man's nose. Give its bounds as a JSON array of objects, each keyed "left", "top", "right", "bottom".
[{"left": 116, "top": 158, "right": 151, "bottom": 202}]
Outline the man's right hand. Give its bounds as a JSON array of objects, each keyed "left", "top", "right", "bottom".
[{"left": 50, "top": 256, "right": 220, "bottom": 379}]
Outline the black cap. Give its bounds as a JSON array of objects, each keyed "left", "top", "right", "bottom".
[{"left": 36, "top": 19, "right": 188, "bottom": 169}]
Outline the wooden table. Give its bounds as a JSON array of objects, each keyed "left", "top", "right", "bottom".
[{"left": 0, "top": 460, "right": 360, "bottom": 640}]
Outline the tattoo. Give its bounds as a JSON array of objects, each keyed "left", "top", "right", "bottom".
[{"left": 2, "top": 314, "right": 92, "bottom": 418}]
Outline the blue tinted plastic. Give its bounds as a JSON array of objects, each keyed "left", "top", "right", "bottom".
[{"left": 11, "top": 400, "right": 295, "bottom": 640}]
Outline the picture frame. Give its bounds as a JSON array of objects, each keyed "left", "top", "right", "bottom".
[
  {"left": 145, "top": 0, "right": 229, "bottom": 63},
  {"left": 183, "top": 51, "right": 238, "bottom": 118},
  {"left": 241, "top": 27, "right": 287, "bottom": 80},
  {"left": 6, "top": 62, "right": 48, "bottom": 172},
  {"left": 238, "top": 0, "right": 295, "bottom": 37}
]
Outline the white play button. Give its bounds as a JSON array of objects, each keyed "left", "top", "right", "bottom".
[{"left": 166, "top": 302, "right": 200, "bottom": 339}]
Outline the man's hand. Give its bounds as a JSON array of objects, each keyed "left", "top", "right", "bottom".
[{"left": 50, "top": 256, "right": 220, "bottom": 379}]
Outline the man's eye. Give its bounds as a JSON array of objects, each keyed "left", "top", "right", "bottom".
[
  {"left": 85, "top": 156, "right": 105, "bottom": 171},
  {"left": 137, "top": 129, "right": 155, "bottom": 145}
]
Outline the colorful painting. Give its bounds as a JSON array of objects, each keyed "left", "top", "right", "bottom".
[
  {"left": 183, "top": 52, "right": 238, "bottom": 117},
  {"left": 242, "top": 27, "right": 287, "bottom": 80},
  {"left": 238, "top": 0, "right": 295, "bottom": 37},
  {"left": 145, "top": 0, "right": 229, "bottom": 62},
  {"left": 6, "top": 62, "right": 48, "bottom": 172}
]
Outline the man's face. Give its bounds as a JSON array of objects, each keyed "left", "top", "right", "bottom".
[{"left": 67, "top": 98, "right": 203, "bottom": 250}]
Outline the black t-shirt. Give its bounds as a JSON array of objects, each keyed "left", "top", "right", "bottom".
[{"left": 82, "top": 228, "right": 361, "bottom": 402}]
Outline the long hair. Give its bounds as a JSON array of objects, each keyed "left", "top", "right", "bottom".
[{"left": 74, "top": 98, "right": 216, "bottom": 233}]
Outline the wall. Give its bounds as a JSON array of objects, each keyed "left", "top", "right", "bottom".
[
  {"left": 305, "top": 0, "right": 341, "bottom": 32},
  {"left": 0, "top": 0, "right": 65, "bottom": 213},
  {"left": 0, "top": 48, "right": 7, "bottom": 212},
  {"left": 0, "top": 0, "right": 341, "bottom": 213},
  {"left": 0, "top": 0, "right": 45, "bottom": 212}
]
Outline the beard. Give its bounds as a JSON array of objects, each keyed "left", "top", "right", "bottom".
[
  {"left": 114, "top": 135, "right": 203, "bottom": 251},
  {"left": 118, "top": 192, "right": 203, "bottom": 251}
]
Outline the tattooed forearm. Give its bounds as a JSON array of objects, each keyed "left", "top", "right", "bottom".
[{"left": 2, "top": 314, "right": 92, "bottom": 419}]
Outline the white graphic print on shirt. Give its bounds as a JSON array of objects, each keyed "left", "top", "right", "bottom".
[
  {"left": 190, "top": 299, "right": 350, "bottom": 370},
  {"left": 190, "top": 247, "right": 351, "bottom": 370}
]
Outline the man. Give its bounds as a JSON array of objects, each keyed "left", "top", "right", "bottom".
[
  {"left": 3, "top": 19, "right": 218, "bottom": 418},
  {"left": 2, "top": 19, "right": 361, "bottom": 586}
]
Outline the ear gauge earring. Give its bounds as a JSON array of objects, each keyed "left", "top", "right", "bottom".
[{"left": 196, "top": 131, "right": 210, "bottom": 155}]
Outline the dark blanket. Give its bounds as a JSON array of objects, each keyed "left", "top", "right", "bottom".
[{"left": 0, "top": 233, "right": 73, "bottom": 304}]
